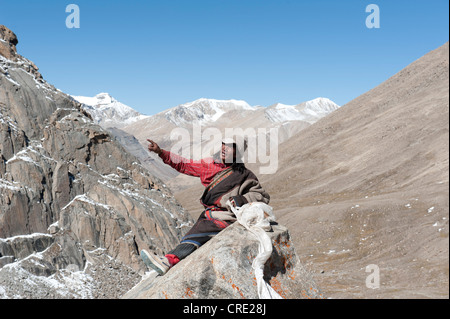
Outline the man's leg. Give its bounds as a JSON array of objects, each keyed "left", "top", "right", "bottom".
[
  {"left": 167, "top": 207, "right": 234, "bottom": 259},
  {"left": 141, "top": 209, "right": 232, "bottom": 274}
]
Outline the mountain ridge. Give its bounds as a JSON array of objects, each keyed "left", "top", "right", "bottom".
[
  {"left": 260, "top": 41, "right": 449, "bottom": 298},
  {"left": 74, "top": 94, "right": 340, "bottom": 128},
  {"left": 72, "top": 92, "right": 150, "bottom": 129}
]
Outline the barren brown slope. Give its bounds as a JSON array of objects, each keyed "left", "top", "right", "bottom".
[{"left": 261, "top": 42, "right": 449, "bottom": 298}]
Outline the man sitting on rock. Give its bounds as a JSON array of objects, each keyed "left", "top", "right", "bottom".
[{"left": 140, "top": 137, "right": 270, "bottom": 275}]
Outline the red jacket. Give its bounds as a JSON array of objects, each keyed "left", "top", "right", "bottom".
[
  {"left": 159, "top": 149, "right": 229, "bottom": 187},
  {"left": 158, "top": 149, "right": 270, "bottom": 217}
]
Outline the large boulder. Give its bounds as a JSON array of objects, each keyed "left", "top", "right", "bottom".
[{"left": 123, "top": 222, "right": 323, "bottom": 299}]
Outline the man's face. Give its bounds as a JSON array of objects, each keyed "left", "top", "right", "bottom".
[{"left": 221, "top": 143, "right": 235, "bottom": 164}]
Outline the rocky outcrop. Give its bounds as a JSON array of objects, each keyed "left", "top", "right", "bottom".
[
  {"left": 123, "top": 222, "right": 323, "bottom": 299},
  {"left": 0, "top": 25, "right": 193, "bottom": 298},
  {"left": 0, "top": 25, "right": 18, "bottom": 61}
]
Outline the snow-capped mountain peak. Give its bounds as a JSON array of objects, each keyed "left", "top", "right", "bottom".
[
  {"left": 298, "top": 97, "right": 340, "bottom": 114},
  {"left": 72, "top": 93, "right": 149, "bottom": 129},
  {"left": 74, "top": 92, "right": 114, "bottom": 106},
  {"left": 163, "top": 98, "right": 260, "bottom": 125},
  {"left": 72, "top": 93, "right": 340, "bottom": 130},
  {"left": 265, "top": 97, "right": 340, "bottom": 123}
]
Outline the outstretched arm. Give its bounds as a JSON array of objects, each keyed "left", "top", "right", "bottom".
[{"left": 147, "top": 139, "right": 203, "bottom": 178}]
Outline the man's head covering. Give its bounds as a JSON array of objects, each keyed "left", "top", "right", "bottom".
[{"left": 222, "top": 137, "right": 248, "bottom": 160}]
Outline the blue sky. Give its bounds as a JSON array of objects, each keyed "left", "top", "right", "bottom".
[{"left": 1, "top": 0, "right": 448, "bottom": 115}]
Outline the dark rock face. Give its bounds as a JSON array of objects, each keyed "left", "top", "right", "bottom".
[{"left": 0, "top": 25, "right": 193, "bottom": 298}]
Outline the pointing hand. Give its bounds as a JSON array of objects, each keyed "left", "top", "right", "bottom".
[{"left": 147, "top": 139, "right": 162, "bottom": 155}]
